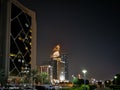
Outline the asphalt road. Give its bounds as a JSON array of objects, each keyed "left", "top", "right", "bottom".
[{"left": 96, "top": 87, "right": 111, "bottom": 90}]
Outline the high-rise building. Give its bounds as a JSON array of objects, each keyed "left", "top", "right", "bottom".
[
  {"left": 0, "top": 0, "right": 37, "bottom": 81},
  {"left": 61, "top": 54, "right": 69, "bottom": 80},
  {"left": 51, "top": 54, "right": 69, "bottom": 81},
  {"left": 51, "top": 60, "right": 57, "bottom": 79},
  {"left": 51, "top": 45, "right": 69, "bottom": 81}
]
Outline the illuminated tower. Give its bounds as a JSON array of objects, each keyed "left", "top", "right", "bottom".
[
  {"left": 9, "top": 0, "right": 37, "bottom": 77},
  {"left": 51, "top": 45, "right": 61, "bottom": 80},
  {"left": 0, "top": 0, "right": 37, "bottom": 81},
  {"left": 51, "top": 45, "right": 68, "bottom": 81},
  {"left": 61, "top": 54, "right": 69, "bottom": 80}
]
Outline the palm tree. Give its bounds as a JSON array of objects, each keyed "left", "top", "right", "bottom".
[
  {"left": 30, "top": 69, "right": 50, "bottom": 85},
  {"left": 30, "top": 68, "right": 38, "bottom": 85},
  {"left": 39, "top": 72, "right": 49, "bottom": 84}
]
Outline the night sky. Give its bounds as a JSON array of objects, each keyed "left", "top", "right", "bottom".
[{"left": 19, "top": 0, "right": 120, "bottom": 81}]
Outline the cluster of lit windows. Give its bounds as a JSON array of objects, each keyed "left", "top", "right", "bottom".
[{"left": 9, "top": 3, "right": 32, "bottom": 76}]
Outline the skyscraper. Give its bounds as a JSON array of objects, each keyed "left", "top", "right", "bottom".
[
  {"left": 51, "top": 45, "right": 69, "bottom": 81},
  {"left": 0, "top": 0, "right": 37, "bottom": 82},
  {"left": 9, "top": 0, "right": 37, "bottom": 77}
]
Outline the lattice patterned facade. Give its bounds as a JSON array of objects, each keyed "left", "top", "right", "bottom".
[{"left": 9, "top": 0, "right": 37, "bottom": 76}]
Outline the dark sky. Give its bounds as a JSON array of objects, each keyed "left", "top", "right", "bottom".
[{"left": 19, "top": 0, "right": 120, "bottom": 81}]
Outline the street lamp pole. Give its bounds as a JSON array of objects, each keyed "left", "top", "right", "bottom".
[
  {"left": 82, "top": 69, "right": 87, "bottom": 90},
  {"left": 114, "top": 75, "right": 117, "bottom": 85}
]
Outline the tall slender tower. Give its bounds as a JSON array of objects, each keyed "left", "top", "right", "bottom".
[{"left": 51, "top": 45, "right": 61, "bottom": 80}]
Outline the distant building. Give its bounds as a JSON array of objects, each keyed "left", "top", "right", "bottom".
[
  {"left": 0, "top": 0, "right": 37, "bottom": 81},
  {"left": 51, "top": 60, "right": 57, "bottom": 79},
  {"left": 51, "top": 45, "right": 69, "bottom": 81},
  {"left": 61, "top": 54, "right": 69, "bottom": 80},
  {"left": 51, "top": 54, "right": 69, "bottom": 81}
]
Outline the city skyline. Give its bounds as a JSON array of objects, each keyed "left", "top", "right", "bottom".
[{"left": 19, "top": 0, "right": 120, "bottom": 81}]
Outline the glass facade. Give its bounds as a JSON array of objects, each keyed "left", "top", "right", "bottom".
[
  {"left": 61, "top": 54, "right": 69, "bottom": 80},
  {"left": 0, "top": 0, "right": 36, "bottom": 83},
  {"left": 51, "top": 60, "right": 57, "bottom": 79},
  {"left": 51, "top": 54, "right": 69, "bottom": 80},
  {"left": 10, "top": 3, "right": 32, "bottom": 76},
  {"left": 9, "top": 1, "right": 36, "bottom": 77}
]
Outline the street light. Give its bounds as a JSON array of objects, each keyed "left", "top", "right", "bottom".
[
  {"left": 114, "top": 75, "right": 117, "bottom": 85},
  {"left": 82, "top": 69, "right": 87, "bottom": 90}
]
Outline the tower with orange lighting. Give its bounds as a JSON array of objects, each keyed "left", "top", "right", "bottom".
[{"left": 51, "top": 45, "right": 68, "bottom": 81}]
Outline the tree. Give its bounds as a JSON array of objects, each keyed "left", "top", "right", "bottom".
[
  {"left": 104, "top": 80, "right": 111, "bottom": 87},
  {"left": 30, "top": 68, "right": 38, "bottom": 85},
  {"left": 72, "top": 77, "right": 79, "bottom": 85},
  {"left": 113, "top": 74, "right": 120, "bottom": 85},
  {"left": 39, "top": 72, "right": 49, "bottom": 84},
  {"left": 72, "top": 77, "right": 84, "bottom": 86}
]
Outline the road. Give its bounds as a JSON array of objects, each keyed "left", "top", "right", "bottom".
[{"left": 96, "top": 87, "right": 111, "bottom": 90}]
